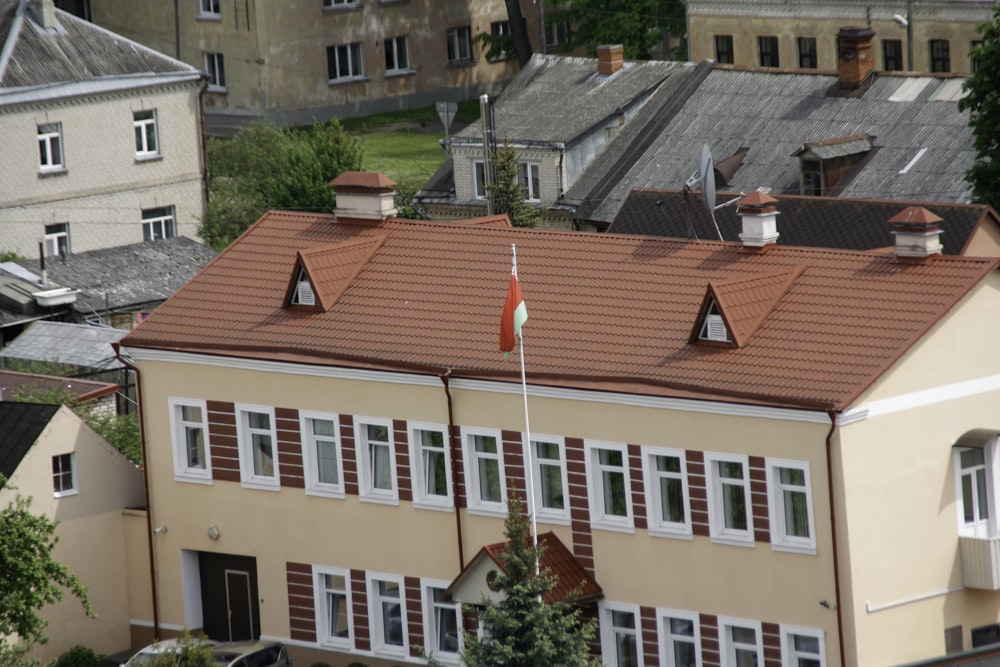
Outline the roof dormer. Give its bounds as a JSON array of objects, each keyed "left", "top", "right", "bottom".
[{"left": 283, "top": 236, "right": 387, "bottom": 311}]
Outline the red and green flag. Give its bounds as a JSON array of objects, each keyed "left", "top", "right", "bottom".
[{"left": 500, "top": 266, "right": 528, "bottom": 358}]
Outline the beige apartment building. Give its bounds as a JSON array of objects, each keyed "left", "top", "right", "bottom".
[
  {"left": 73, "top": 0, "right": 554, "bottom": 131},
  {"left": 685, "top": 0, "right": 994, "bottom": 74}
]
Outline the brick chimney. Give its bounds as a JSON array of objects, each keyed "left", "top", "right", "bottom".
[
  {"left": 890, "top": 206, "right": 943, "bottom": 260},
  {"left": 597, "top": 44, "right": 624, "bottom": 76},
  {"left": 836, "top": 26, "right": 876, "bottom": 89},
  {"left": 329, "top": 171, "right": 398, "bottom": 221},
  {"left": 738, "top": 191, "right": 780, "bottom": 248},
  {"left": 29, "top": 0, "right": 57, "bottom": 29}
]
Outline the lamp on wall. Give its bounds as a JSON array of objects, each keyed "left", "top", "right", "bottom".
[
  {"left": 892, "top": 0, "right": 914, "bottom": 70},
  {"left": 207, "top": 525, "right": 221, "bottom": 540},
  {"left": 153, "top": 525, "right": 168, "bottom": 534}
]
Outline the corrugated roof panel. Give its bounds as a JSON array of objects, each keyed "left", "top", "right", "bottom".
[{"left": 888, "top": 77, "right": 933, "bottom": 102}]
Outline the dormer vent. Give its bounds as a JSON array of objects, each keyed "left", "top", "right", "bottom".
[
  {"left": 890, "top": 206, "right": 944, "bottom": 260},
  {"left": 329, "top": 171, "right": 398, "bottom": 221},
  {"left": 291, "top": 266, "right": 315, "bottom": 306},
  {"left": 699, "top": 299, "right": 731, "bottom": 343},
  {"left": 597, "top": 44, "right": 624, "bottom": 76},
  {"left": 737, "top": 191, "right": 780, "bottom": 248}
]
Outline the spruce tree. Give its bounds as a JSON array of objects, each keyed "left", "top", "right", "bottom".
[{"left": 487, "top": 141, "right": 541, "bottom": 229}]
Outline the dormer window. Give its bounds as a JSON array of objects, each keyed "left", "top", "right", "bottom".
[
  {"left": 291, "top": 266, "right": 316, "bottom": 306},
  {"left": 793, "top": 134, "right": 873, "bottom": 197},
  {"left": 698, "top": 299, "right": 731, "bottom": 343}
]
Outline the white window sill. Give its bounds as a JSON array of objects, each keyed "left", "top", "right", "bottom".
[
  {"left": 535, "top": 510, "right": 571, "bottom": 526},
  {"left": 385, "top": 69, "right": 416, "bottom": 79},
  {"left": 323, "top": 3, "right": 361, "bottom": 12},
  {"left": 318, "top": 637, "right": 353, "bottom": 650},
  {"left": 53, "top": 488, "right": 78, "bottom": 499},
  {"left": 136, "top": 153, "right": 163, "bottom": 163},
  {"left": 207, "top": 85, "right": 228, "bottom": 94},
  {"left": 648, "top": 525, "right": 694, "bottom": 540},
  {"left": 240, "top": 478, "right": 281, "bottom": 492},
  {"left": 196, "top": 13, "right": 221, "bottom": 20},
  {"left": 328, "top": 75, "right": 369, "bottom": 86},
  {"left": 174, "top": 473, "right": 213, "bottom": 485},
  {"left": 709, "top": 533, "right": 755, "bottom": 548},
  {"left": 590, "top": 518, "right": 635, "bottom": 534},
  {"left": 305, "top": 485, "right": 346, "bottom": 500},
  {"left": 38, "top": 166, "right": 68, "bottom": 177},
  {"left": 413, "top": 497, "right": 454, "bottom": 512},
  {"left": 359, "top": 493, "right": 400, "bottom": 506},
  {"left": 771, "top": 541, "right": 816, "bottom": 555},
  {"left": 467, "top": 503, "right": 507, "bottom": 518}
]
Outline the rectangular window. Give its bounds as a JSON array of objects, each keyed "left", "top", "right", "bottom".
[
  {"left": 600, "top": 603, "right": 641, "bottom": 667},
  {"left": 314, "top": 566, "right": 352, "bottom": 647},
  {"left": 545, "top": 20, "right": 569, "bottom": 49},
  {"left": 720, "top": 618, "right": 763, "bottom": 667},
  {"left": 324, "top": 0, "right": 359, "bottom": 6},
  {"left": 133, "top": 110, "right": 159, "bottom": 158},
  {"left": 781, "top": 625, "right": 826, "bottom": 667},
  {"left": 300, "top": 411, "right": 344, "bottom": 498},
  {"left": 236, "top": 404, "right": 279, "bottom": 489},
  {"left": 423, "top": 581, "right": 461, "bottom": 661},
  {"left": 519, "top": 163, "right": 541, "bottom": 201},
  {"left": 883, "top": 39, "right": 903, "bottom": 71},
  {"left": 37, "top": 122, "right": 64, "bottom": 172},
  {"left": 169, "top": 398, "right": 211, "bottom": 482},
  {"left": 463, "top": 428, "right": 506, "bottom": 515},
  {"left": 714, "top": 35, "right": 734, "bottom": 64},
  {"left": 410, "top": 423, "right": 451, "bottom": 509},
  {"left": 971, "top": 40, "right": 983, "bottom": 73},
  {"left": 356, "top": 417, "right": 397, "bottom": 503},
  {"left": 768, "top": 459, "right": 816, "bottom": 553},
  {"left": 706, "top": 453, "right": 752, "bottom": 545},
  {"left": 930, "top": 39, "right": 951, "bottom": 72},
  {"left": 385, "top": 35, "right": 409, "bottom": 72},
  {"left": 44, "top": 222, "right": 69, "bottom": 257},
  {"left": 328, "top": 43, "right": 363, "bottom": 81},
  {"left": 530, "top": 437, "right": 569, "bottom": 523},
  {"left": 658, "top": 609, "right": 701, "bottom": 667},
  {"left": 587, "top": 441, "right": 633, "bottom": 531},
  {"left": 205, "top": 52, "right": 226, "bottom": 89},
  {"left": 447, "top": 26, "right": 472, "bottom": 62},
  {"left": 368, "top": 573, "right": 407, "bottom": 656},
  {"left": 490, "top": 21, "right": 512, "bottom": 60},
  {"left": 643, "top": 448, "right": 691, "bottom": 538},
  {"left": 474, "top": 161, "right": 487, "bottom": 199},
  {"left": 797, "top": 37, "right": 817, "bottom": 68},
  {"left": 198, "top": 0, "right": 220, "bottom": 17},
  {"left": 142, "top": 206, "right": 176, "bottom": 241},
  {"left": 52, "top": 453, "right": 76, "bottom": 496},
  {"left": 758, "top": 36, "right": 779, "bottom": 67},
  {"left": 956, "top": 446, "right": 991, "bottom": 537}
]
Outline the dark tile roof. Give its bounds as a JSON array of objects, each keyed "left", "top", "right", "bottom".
[
  {"left": 0, "top": 401, "right": 59, "bottom": 479},
  {"left": 0, "top": 370, "right": 117, "bottom": 402},
  {"left": 606, "top": 189, "right": 999, "bottom": 256},
  {"left": 122, "top": 203, "right": 998, "bottom": 411},
  {"left": 1, "top": 321, "right": 126, "bottom": 370}
]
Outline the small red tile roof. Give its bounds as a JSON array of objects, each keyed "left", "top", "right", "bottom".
[
  {"left": 122, "top": 206, "right": 998, "bottom": 410},
  {"left": 702, "top": 266, "right": 804, "bottom": 348},
  {"left": 329, "top": 171, "right": 397, "bottom": 189},
  {"left": 293, "top": 237, "right": 387, "bottom": 311}
]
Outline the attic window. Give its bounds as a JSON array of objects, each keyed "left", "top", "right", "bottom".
[
  {"left": 698, "top": 299, "right": 731, "bottom": 343},
  {"left": 291, "top": 267, "right": 316, "bottom": 306}
]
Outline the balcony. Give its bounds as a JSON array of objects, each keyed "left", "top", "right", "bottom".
[{"left": 960, "top": 535, "right": 1000, "bottom": 590}]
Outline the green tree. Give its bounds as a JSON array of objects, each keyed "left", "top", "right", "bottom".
[
  {"left": 487, "top": 140, "right": 540, "bottom": 228},
  {"left": 960, "top": 5, "right": 1000, "bottom": 211},
  {"left": 0, "top": 475, "right": 93, "bottom": 664},
  {"left": 139, "top": 631, "right": 216, "bottom": 667},
  {"left": 444, "top": 496, "right": 599, "bottom": 667},
  {"left": 549, "top": 0, "right": 687, "bottom": 60}
]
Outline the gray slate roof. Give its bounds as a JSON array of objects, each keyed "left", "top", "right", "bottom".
[
  {"left": 572, "top": 67, "right": 976, "bottom": 224},
  {"left": 0, "top": 401, "right": 59, "bottom": 479},
  {"left": 0, "top": 320, "right": 126, "bottom": 371},
  {"left": 452, "top": 53, "right": 688, "bottom": 145},
  {"left": 0, "top": 0, "right": 198, "bottom": 92},
  {"left": 15, "top": 236, "right": 217, "bottom": 315}
]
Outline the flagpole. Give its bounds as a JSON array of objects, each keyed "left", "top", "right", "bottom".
[{"left": 511, "top": 244, "right": 539, "bottom": 578}]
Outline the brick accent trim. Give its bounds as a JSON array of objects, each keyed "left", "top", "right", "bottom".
[
  {"left": 450, "top": 424, "right": 467, "bottom": 509},
  {"left": 700, "top": 613, "right": 720, "bottom": 667},
  {"left": 687, "top": 450, "right": 709, "bottom": 537},
  {"left": 640, "top": 605, "right": 658, "bottom": 666},
  {"left": 395, "top": 419, "right": 412, "bottom": 502},
  {"left": 276, "top": 407, "right": 304, "bottom": 489},
  {"left": 628, "top": 444, "right": 647, "bottom": 529},
  {"left": 749, "top": 456, "right": 770, "bottom": 544},
  {"left": 565, "top": 437, "right": 594, "bottom": 574},
  {"left": 206, "top": 400, "right": 239, "bottom": 482},
  {"left": 339, "top": 414, "right": 359, "bottom": 496},
  {"left": 286, "top": 562, "right": 315, "bottom": 643},
  {"left": 351, "top": 569, "right": 369, "bottom": 651},
  {"left": 762, "top": 621, "right": 782, "bottom": 667},
  {"left": 405, "top": 576, "right": 423, "bottom": 657},
  {"left": 502, "top": 429, "right": 527, "bottom": 505}
]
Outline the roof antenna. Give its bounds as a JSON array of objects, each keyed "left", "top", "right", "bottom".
[{"left": 684, "top": 144, "right": 724, "bottom": 241}]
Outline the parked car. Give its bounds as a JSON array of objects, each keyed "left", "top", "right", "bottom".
[
  {"left": 121, "top": 637, "right": 218, "bottom": 665},
  {"left": 211, "top": 641, "right": 292, "bottom": 667}
]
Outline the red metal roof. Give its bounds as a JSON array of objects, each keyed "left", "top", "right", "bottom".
[{"left": 122, "top": 208, "right": 998, "bottom": 410}]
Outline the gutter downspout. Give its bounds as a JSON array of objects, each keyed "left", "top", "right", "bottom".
[
  {"left": 826, "top": 409, "right": 847, "bottom": 667},
  {"left": 440, "top": 369, "right": 465, "bottom": 569},
  {"left": 113, "top": 343, "right": 161, "bottom": 641},
  {"left": 173, "top": 0, "right": 180, "bottom": 60}
]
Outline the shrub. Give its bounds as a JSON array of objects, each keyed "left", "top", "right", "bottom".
[{"left": 52, "top": 645, "right": 101, "bottom": 667}]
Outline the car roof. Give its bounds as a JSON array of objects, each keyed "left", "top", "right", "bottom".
[{"left": 210, "top": 640, "right": 284, "bottom": 658}]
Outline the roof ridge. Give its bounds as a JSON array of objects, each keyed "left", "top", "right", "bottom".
[{"left": 0, "top": 0, "right": 26, "bottom": 83}]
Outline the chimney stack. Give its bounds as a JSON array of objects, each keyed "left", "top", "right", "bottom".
[
  {"left": 737, "top": 191, "right": 780, "bottom": 248},
  {"left": 597, "top": 44, "right": 624, "bottom": 76},
  {"left": 890, "top": 206, "right": 944, "bottom": 260},
  {"left": 836, "top": 26, "right": 876, "bottom": 89},
  {"left": 329, "top": 171, "right": 398, "bottom": 222},
  {"left": 29, "top": 0, "right": 57, "bottom": 30}
]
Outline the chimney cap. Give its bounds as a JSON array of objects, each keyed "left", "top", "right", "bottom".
[
  {"left": 329, "top": 171, "right": 397, "bottom": 191},
  {"left": 889, "top": 206, "right": 943, "bottom": 228},
  {"left": 738, "top": 190, "right": 779, "bottom": 212}
]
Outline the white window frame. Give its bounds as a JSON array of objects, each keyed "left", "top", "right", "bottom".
[
  {"left": 236, "top": 403, "right": 280, "bottom": 490},
  {"left": 300, "top": 410, "right": 344, "bottom": 498},
  {"left": 954, "top": 443, "right": 996, "bottom": 538},
  {"left": 142, "top": 206, "right": 176, "bottom": 241},
  {"left": 328, "top": 42, "right": 364, "bottom": 82},
  {"left": 313, "top": 565, "right": 353, "bottom": 649},
  {"left": 599, "top": 601, "right": 643, "bottom": 667},
  {"left": 527, "top": 434, "right": 570, "bottom": 524},
  {"left": 585, "top": 440, "right": 634, "bottom": 533},
  {"left": 446, "top": 26, "right": 472, "bottom": 62},
  {"left": 367, "top": 572, "right": 408, "bottom": 657},
  {"left": 657, "top": 608, "right": 702, "bottom": 667},
  {"left": 767, "top": 458, "right": 816, "bottom": 554},
  {"left": 422, "top": 579, "right": 462, "bottom": 663},
  {"left": 205, "top": 52, "right": 226, "bottom": 90},
  {"left": 37, "top": 122, "right": 65, "bottom": 172},
  {"left": 197, "top": 0, "right": 220, "bottom": 18},
  {"left": 355, "top": 416, "right": 398, "bottom": 504},
  {"left": 519, "top": 162, "right": 541, "bottom": 201},
  {"left": 52, "top": 452, "right": 77, "bottom": 497},
  {"left": 133, "top": 109, "right": 159, "bottom": 158},
  {"left": 462, "top": 426, "right": 507, "bottom": 517},
  {"left": 642, "top": 446, "right": 692, "bottom": 539},
  {"left": 718, "top": 617, "right": 763, "bottom": 667},
  {"left": 323, "top": 0, "right": 359, "bottom": 7},
  {"left": 780, "top": 625, "right": 826, "bottom": 667},
  {"left": 169, "top": 397, "right": 212, "bottom": 483},
  {"left": 385, "top": 35, "right": 409, "bottom": 73},
  {"left": 705, "top": 452, "right": 753, "bottom": 546},
  {"left": 44, "top": 222, "right": 69, "bottom": 257},
  {"left": 409, "top": 422, "right": 452, "bottom": 510}
]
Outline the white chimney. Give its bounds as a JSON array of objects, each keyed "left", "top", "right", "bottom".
[
  {"left": 737, "top": 191, "right": 780, "bottom": 248},
  {"left": 890, "top": 206, "right": 944, "bottom": 260},
  {"left": 29, "top": 0, "right": 57, "bottom": 30},
  {"left": 329, "top": 171, "right": 398, "bottom": 222}
]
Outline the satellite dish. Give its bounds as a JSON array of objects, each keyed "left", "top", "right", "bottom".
[{"left": 699, "top": 144, "right": 716, "bottom": 215}]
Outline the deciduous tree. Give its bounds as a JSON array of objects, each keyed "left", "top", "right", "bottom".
[
  {"left": 549, "top": 0, "right": 687, "bottom": 60},
  {"left": 960, "top": 4, "right": 1000, "bottom": 210}
]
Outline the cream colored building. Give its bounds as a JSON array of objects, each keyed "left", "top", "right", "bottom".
[
  {"left": 684, "top": 0, "right": 994, "bottom": 74},
  {"left": 76, "top": 0, "right": 554, "bottom": 132},
  {"left": 0, "top": 402, "right": 146, "bottom": 664},
  {"left": 116, "top": 177, "right": 1000, "bottom": 665},
  {"left": 0, "top": 0, "right": 206, "bottom": 259}
]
